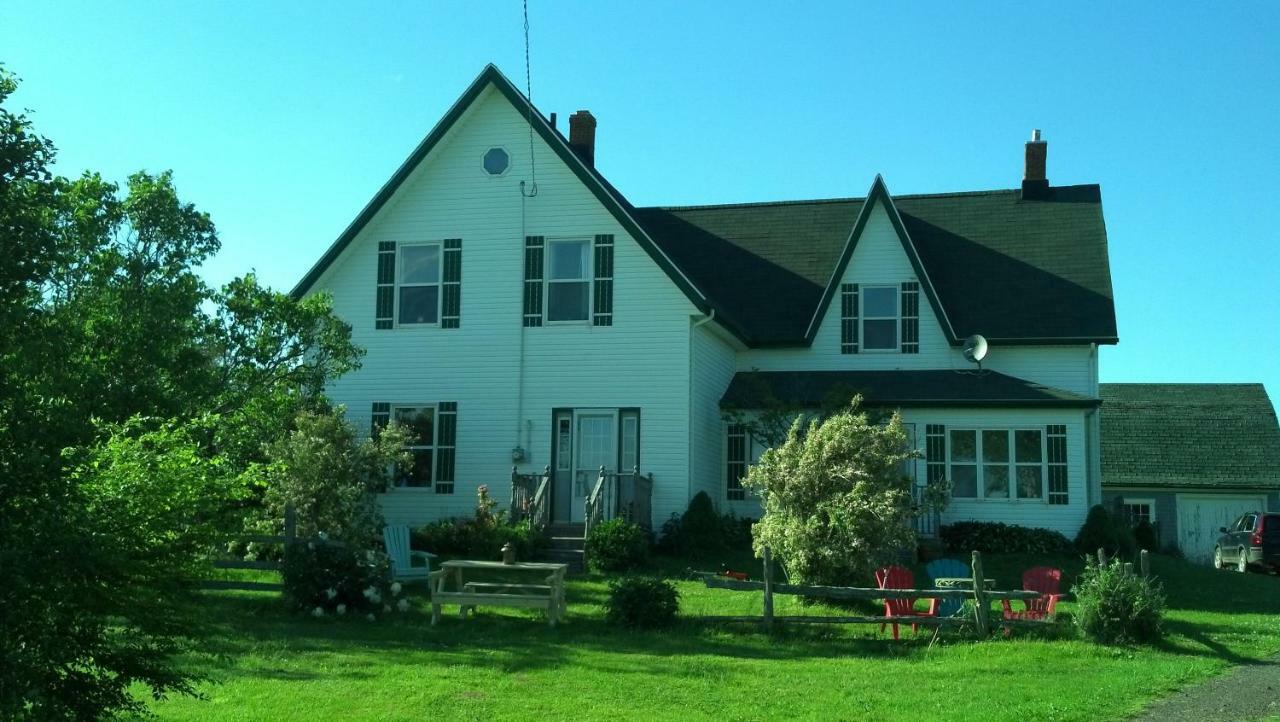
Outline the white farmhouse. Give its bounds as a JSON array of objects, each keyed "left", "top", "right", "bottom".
[{"left": 294, "top": 65, "right": 1117, "bottom": 543}]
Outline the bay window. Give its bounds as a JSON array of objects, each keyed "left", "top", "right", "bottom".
[{"left": 949, "top": 428, "right": 1046, "bottom": 501}]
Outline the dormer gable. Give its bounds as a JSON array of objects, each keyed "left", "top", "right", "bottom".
[{"left": 807, "top": 176, "right": 956, "bottom": 350}]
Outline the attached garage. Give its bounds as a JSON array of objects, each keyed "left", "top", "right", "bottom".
[{"left": 1100, "top": 384, "right": 1280, "bottom": 564}]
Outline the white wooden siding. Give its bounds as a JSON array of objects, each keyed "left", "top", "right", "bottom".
[
  {"left": 311, "top": 86, "right": 698, "bottom": 526},
  {"left": 689, "top": 321, "right": 738, "bottom": 515},
  {"left": 736, "top": 202, "right": 1098, "bottom": 397}
]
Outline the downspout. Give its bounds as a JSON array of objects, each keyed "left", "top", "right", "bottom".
[
  {"left": 688, "top": 310, "right": 716, "bottom": 509},
  {"left": 1085, "top": 343, "right": 1099, "bottom": 507}
]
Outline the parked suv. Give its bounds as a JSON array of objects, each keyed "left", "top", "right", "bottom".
[{"left": 1214, "top": 512, "right": 1280, "bottom": 573}]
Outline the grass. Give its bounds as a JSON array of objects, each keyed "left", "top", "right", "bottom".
[{"left": 149, "top": 551, "right": 1280, "bottom": 721}]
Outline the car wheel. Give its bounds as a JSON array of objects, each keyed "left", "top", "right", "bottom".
[
  {"left": 1237, "top": 550, "right": 1248, "bottom": 573},
  {"left": 1214, "top": 547, "right": 1224, "bottom": 570}
]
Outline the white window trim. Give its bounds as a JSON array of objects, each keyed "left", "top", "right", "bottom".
[
  {"left": 395, "top": 242, "right": 442, "bottom": 327},
  {"left": 860, "top": 284, "right": 899, "bottom": 353},
  {"left": 544, "top": 237, "right": 593, "bottom": 324},
  {"left": 947, "top": 428, "right": 1049, "bottom": 503},
  {"left": 1122, "top": 497, "right": 1157, "bottom": 524},
  {"left": 481, "top": 146, "right": 511, "bottom": 177},
  {"left": 391, "top": 403, "right": 439, "bottom": 491}
]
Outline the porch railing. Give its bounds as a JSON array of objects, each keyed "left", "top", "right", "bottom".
[
  {"left": 912, "top": 481, "right": 940, "bottom": 539},
  {"left": 510, "top": 465, "right": 551, "bottom": 533},
  {"left": 585, "top": 466, "right": 655, "bottom": 540}
]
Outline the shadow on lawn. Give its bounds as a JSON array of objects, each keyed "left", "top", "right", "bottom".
[
  {"left": 190, "top": 591, "right": 928, "bottom": 685},
  {"left": 1157, "top": 618, "right": 1280, "bottom": 666}
]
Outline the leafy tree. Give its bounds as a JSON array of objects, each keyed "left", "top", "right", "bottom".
[
  {"left": 742, "top": 399, "right": 920, "bottom": 587},
  {"left": 0, "top": 66, "right": 365, "bottom": 718}
]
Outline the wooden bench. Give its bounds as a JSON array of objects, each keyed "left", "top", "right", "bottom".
[{"left": 430, "top": 560, "right": 568, "bottom": 627}]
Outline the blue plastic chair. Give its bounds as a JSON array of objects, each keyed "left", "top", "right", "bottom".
[{"left": 924, "top": 558, "right": 971, "bottom": 617}]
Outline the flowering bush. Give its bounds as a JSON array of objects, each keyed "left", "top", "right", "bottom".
[
  {"left": 281, "top": 541, "right": 407, "bottom": 619},
  {"left": 743, "top": 399, "right": 919, "bottom": 587}
]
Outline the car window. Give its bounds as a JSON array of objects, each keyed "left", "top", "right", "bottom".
[
  {"left": 1232, "top": 515, "right": 1247, "bottom": 532},
  {"left": 1242, "top": 514, "right": 1257, "bottom": 532}
]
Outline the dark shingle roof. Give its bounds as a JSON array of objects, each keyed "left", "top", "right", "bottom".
[
  {"left": 636, "top": 185, "right": 1117, "bottom": 347},
  {"left": 721, "top": 370, "right": 1099, "bottom": 409},
  {"left": 1100, "top": 383, "right": 1280, "bottom": 490}
]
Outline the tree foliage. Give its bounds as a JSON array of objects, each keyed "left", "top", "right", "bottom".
[
  {"left": 0, "top": 66, "right": 364, "bottom": 719},
  {"left": 742, "top": 399, "right": 920, "bottom": 587},
  {"left": 261, "top": 407, "right": 409, "bottom": 547}
]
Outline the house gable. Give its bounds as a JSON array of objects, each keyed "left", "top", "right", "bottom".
[
  {"left": 806, "top": 176, "right": 956, "bottom": 344},
  {"left": 292, "top": 64, "right": 725, "bottom": 336}
]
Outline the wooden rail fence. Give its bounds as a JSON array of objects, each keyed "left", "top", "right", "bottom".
[
  {"left": 701, "top": 549, "right": 1055, "bottom": 637},
  {"left": 200, "top": 504, "right": 297, "bottom": 593}
]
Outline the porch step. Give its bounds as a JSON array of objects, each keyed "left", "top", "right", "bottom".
[
  {"left": 542, "top": 547, "right": 585, "bottom": 573},
  {"left": 547, "top": 522, "right": 585, "bottom": 537},
  {"left": 550, "top": 536, "right": 585, "bottom": 551}
]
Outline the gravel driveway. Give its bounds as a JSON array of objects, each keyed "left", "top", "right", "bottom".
[{"left": 1131, "top": 653, "right": 1280, "bottom": 721}]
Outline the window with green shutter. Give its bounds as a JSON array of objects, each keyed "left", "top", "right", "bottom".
[
  {"left": 441, "top": 239, "right": 462, "bottom": 328},
  {"left": 523, "top": 236, "right": 544, "bottom": 327},
  {"left": 900, "top": 281, "right": 919, "bottom": 353},
  {"left": 1047, "top": 424, "right": 1068, "bottom": 505},
  {"left": 593, "top": 234, "right": 613, "bottom": 326},
  {"left": 840, "top": 283, "right": 859, "bottom": 354},
  {"left": 375, "top": 243, "right": 395, "bottom": 329},
  {"left": 435, "top": 402, "right": 457, "bottom": 494}
]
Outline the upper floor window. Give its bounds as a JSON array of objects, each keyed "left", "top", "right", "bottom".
[
  {"left": 398, "top": 243, "right": 441, "bottom": 325},
  {"left": 483, "top": 147, "right": 510, "bottom": 176},
  {"left": 861, "top": 285, "right": 899, "bottom": 350},
  {"left": 840, "top": 282, "right": 919, "bottom": 354},
  {"left": 547, "top": 239, "right": 591, "bottom": 322}
]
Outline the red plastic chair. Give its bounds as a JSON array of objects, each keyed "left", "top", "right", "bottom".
[
  {"left": 874, "top": 565, "right": 934, "bottom": 639},
  {"left": 1002, "top": 566, "right": 1064, "bottom": 622}
]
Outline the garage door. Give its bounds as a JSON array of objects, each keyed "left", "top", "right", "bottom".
[{"left": 1177, "top": 494, "right": 1266, "bottom": 564}]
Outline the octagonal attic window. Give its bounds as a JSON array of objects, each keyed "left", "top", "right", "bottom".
[{"left": 483, "top": 147, "right": 509, "bottom": 176}]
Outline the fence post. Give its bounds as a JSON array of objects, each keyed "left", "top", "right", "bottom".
[
  {"left": 1097, "top": 547, "right": 1107, "bottom": 566},
  {"left": 284, "top": 503, "right": 296, "bottom": 545},
  {"left": 1140, "top": 549, "right": 1150, "bottom": 577},
  {"left": 1123, "top": 562, "right": 1134, "bottom": 576},
  {"left": 971, "top": 550, "right": 990, "bottom": 637},
  {"left": 762, "top": 546, "right": 775, "bottom": 632}
]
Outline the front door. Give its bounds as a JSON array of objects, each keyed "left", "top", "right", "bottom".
[
  {"left": 572, "top": 410, "right": 618, "bottom": 523},
  {"left": 551, "top": 412, "right": 574, "bottom": 523}
]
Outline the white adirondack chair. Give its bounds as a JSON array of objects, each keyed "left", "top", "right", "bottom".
[{"left": 383, "top": 524, "right": 437, "bottom": 582}]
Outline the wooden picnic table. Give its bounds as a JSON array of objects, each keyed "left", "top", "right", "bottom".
[
  {"left": 932, "top": 577, "right": 996, "bottom": 589},
  {"left": 429, "top": 560, "right": 568, "bottom": 627}
]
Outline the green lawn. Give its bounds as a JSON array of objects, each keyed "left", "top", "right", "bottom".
[{"left": 149, "top": 552, "right": 1280, "bottom": 721}]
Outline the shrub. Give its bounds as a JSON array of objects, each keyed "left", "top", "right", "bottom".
[
  {"left": 743, "top": 400, "right": 918, "bottom": 586},
  {"left": 281, "top": 540, "right": 408, "bottom": 619},
  {"left": 586, "top": 519, "right": 650, "bottom": 572},
  {"left": 656, "top": 493, "right": 755, "bottom": 556},
  {"left": 1075, "top": 505, "right": 1137, "bottom": 560},
  {"left": 413, "top": 518, "right": 546, "bottom": 560},
  {"left": 1072, "top": 559, "right": 1165, "bottom": 644},
  {"left": 1133, "top": 520, "right": 1159, "bottom": 552},
  {"left": 604, "top": 577, "right": 680, "bottom": 628},
  {"left": 940, "top": 521, "right": 1074, "bottom": 555},
  {"left": 261, "top": 407, "right": 410, "bottom": 549}
]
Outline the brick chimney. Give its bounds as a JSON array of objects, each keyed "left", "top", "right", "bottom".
[
  {"left": 568, "top": 110, "right": 596, "bottom": 167},
  {"left": 1022, "top": 129, "right": 1049, "bottom": 200}
]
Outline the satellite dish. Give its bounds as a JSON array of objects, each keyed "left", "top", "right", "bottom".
[{"left": 962, "top": 334, "right": 988, "bottom": 370}]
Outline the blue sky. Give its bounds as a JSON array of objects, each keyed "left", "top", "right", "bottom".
[{"left": 4, "top": 2, "right": 1278, "bottom": 397}]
